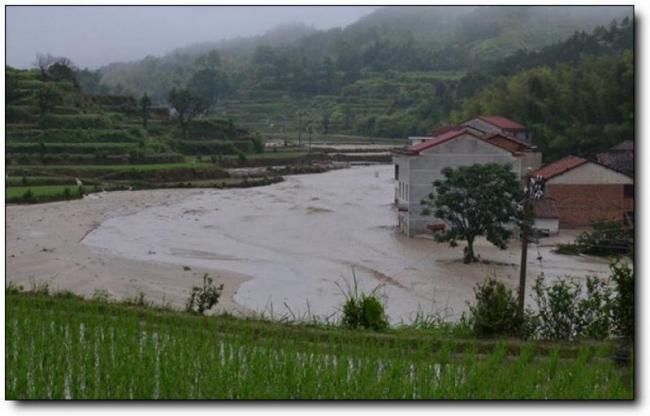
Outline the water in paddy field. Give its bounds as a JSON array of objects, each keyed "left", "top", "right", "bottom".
[{"left": 82, "top": 165, "right": 611, "bottom": 324}]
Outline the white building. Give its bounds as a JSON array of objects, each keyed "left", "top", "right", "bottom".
[{"left": 393, "top": 127, "right": 542, "bottom": 236}]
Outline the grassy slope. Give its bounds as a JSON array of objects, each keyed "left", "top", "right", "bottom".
[
  {"left": 5, "top": 291, "right": 633, "bottom": 399},
  {"left": 5, "top": 185, "right": 80, "bottom": 199}
]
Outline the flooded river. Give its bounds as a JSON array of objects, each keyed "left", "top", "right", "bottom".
[{"left": 82, "top": 165, "right": 611, "bottom": 323}]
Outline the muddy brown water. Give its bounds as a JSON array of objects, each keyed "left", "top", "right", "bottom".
[{"left": 82, "top": 165, "right": 611, "bottom": 323}]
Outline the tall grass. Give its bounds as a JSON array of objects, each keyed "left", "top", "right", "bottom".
[{"left": 6, "top": 292, "right": 632, "bottom": 400}]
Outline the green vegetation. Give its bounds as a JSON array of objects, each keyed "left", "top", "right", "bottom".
[
  {"left": 420, "top": 163, "right": 523, "bottom": 263},
  {"left": 185, "top": 274, "right": 224, "bottom": 314},
  {"left": 5, "top": 289, "right": 632, "bottom": 399},
  {"left": 6, "top": 64, "right": 299, "bottom": 204},
  {"left": 465, "top": 262, "right": 634, "bottom": 343},
  {"left": 92, "top": 7, "right": 631, "bottom": 149},
  {"left": 339, "top": 273, "right": 389, "bottom": 331},
  {"left": 5, "top": 185, "right": 86, "bottom": 203},
  {"left": 555, "top": 220, "right": 633, "bottom": 257},
  {"left": 467, "top": 277, "right": 523, "bottom": 338},
  {"left": 453, "top": 51, "right": 633, "bottom": 161}
]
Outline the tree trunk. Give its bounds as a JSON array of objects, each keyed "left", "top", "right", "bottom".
[
  {"left": 180, "top": 118, "right": 188, "bottom": 139},
  {"left": 464, "top": 238, "right": 477, "bottom": 264}
]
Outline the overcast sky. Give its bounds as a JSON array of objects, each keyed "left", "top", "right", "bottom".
[{"left": 6, "top": 6, "right": 378, "bottom": 69}]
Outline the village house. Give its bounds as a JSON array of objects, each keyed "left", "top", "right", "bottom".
[
  {"left": 393, "top": 119, "right": 542, "bottom": 237},
  {"left": 597, "top": 140, "right": 634, "bottom": 177},
  {"left": 531, "top": 155, "right": 633, "bottom": 228}
]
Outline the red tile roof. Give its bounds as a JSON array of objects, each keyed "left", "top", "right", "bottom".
[
  {"left": 405, "top": 128, "right": 466, "bottom": 154},
  {"left": 483, "top": 131, "right": 534, "bottom": 150},
  {"left": 399, "top": 127, "right": 532, "bottom": 156},
  {"left": 531, "top": 156, "right": 588, "bottom": 179},
  {"left": 478, "top": 116, "right": 526, "bottom": 130}
]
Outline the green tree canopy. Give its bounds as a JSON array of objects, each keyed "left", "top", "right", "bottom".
[
  {"left": 167, "top": 87, "right": 208, "bottom": 139},
  {"left": 421, "top": 163, "right": 523, "bottom": 263}
]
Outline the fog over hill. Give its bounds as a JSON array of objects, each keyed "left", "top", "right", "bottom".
[{"left": 6, "top": 5, "right": 377, "bottom": 69}]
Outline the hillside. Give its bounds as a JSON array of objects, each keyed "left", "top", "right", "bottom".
[
  {"left": 4, "top": 67, "right": 304, "bottom": 203},
  {"left": 91, "top": 5, "right": 632, "bottom": 151}
]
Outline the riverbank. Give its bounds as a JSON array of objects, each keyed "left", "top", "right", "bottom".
[
  {"left": 6, "top": 188, "right": 251, "bottom": 314},
  {"left": 7, "top": 165, "right": 613, "bottom": 323}
]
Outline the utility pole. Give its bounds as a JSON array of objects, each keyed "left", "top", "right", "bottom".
[
  {"left": 308, "top": 125, "right": 312, "bottom": 161},
  {"left": 518, "top": 195, "right": 531, "bottom": 315},
  {"left": 518, "top": 174, "right": 545, "bottom": 316},
  {"left": 297, "top": 112, "right": 303, "bottom": 146}
]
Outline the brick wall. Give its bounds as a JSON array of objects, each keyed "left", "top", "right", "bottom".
[{"left": 545, "top": 184, "right": 633, "bottom": 227}]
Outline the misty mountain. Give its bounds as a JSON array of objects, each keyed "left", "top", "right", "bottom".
[{"left": 98, "top": 5, "right": 631, "bottom": 93}]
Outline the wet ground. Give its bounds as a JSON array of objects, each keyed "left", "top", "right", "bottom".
[{"left": 82, "top": 165, "right": 612, "bottom": 323}]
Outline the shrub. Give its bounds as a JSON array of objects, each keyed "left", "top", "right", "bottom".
[
  {"left": 529, "top": 275, "right": 612, "bottom": 340},
  {"left": 610, "top": 261, "right": 634, "bottom": 340},
  {"left": 22, "top": 189, "right": 34, "bottom": 202},
  {"left": 339, "top": 271, "right": 388, "bottom": 331},
  {"left": 576, "top": 276, "right": 613, "bottom": 339},
  {"left": 556, "top": 220, "right": 632, "bottom": 257},
  {"left": 186, "top": 273, "right": 224, "bottom": 314},
  {"left": 576, "top": 221, "right": 632, "bottom": 256},
  {"left": 467, "top": 277, "right": 522, "bottom": 337},
  {"left": 91, "top": 289, "right": 112, "bottom": 303},
  {"left": 530, "top": 276, "right": 582, "bottom": 340},
  {"left": 250, "top": 136, "right": 264, "bottom": 153}
]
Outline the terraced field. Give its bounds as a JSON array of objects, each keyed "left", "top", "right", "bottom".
[
  {"left": 5, "top": 291, "right": 633, "bottom": 400},
  {"left": 5, "top": 68, "right": 318, "bottom": 203}
]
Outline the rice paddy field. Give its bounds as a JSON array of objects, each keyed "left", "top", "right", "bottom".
[{"left": 5, "top": 292, "right": 633, "bottom": 400}]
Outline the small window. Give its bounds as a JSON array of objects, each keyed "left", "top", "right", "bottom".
[
  {"left": 395, "top": 164, "right": 399, "bottom": 180},
  {"left": 624, "top": 184, "right": 634, "bottom": 197}
]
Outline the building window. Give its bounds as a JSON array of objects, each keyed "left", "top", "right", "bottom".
[
  {"left": 395, "top": 165, "right": 399, "bottom": 180},
  {"left": 624, "top": 184, "right": 634, "bottom": 197}
]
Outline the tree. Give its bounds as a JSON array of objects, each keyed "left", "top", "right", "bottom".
[
  {"left": 421, "top": 163, "right": 523, "bottom": 263},
  {"left": 6, "top": 75, "right": 24, "bottom": 104},
  {"left": 195, "top": 50, "right": 221, "bottom": 69},
  {"left": 37, "top": 86, "right": 61, "bottom": 121},
  {"left": 34, "top": 54, "right": 77, "bottom": 85},
  {"left": 187, "top": 68, "right": 221, "bottom": 107},
  {"left": 321, "top": 111, "right": 330, "bottom": 134},
  {"left": 167, "top": 87, "right": 207, "bottom": 139},
  {"left": 140, "top": 93, "right": 152, "bottom": 130}
]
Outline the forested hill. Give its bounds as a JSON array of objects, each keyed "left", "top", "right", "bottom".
[{"left": 77, "top": 6, "right": 632, "bottom": 161}]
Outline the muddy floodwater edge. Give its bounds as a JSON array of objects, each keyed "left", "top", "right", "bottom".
[{"left": 7, "top": 165, "right": 612, "bottom": 323}]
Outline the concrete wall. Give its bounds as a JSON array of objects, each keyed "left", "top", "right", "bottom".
[
  {"left": 533, "top": 218, "right": 559, "bottom": 235},
  {"left": 547, "top": 162, "right": 632, "bottom": 185},
  {"left": 520, "top": 152, "right": 543, "bottom": 175},
  {"left": 399, "top": 134, "right": 523, "bottom": 236}
]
